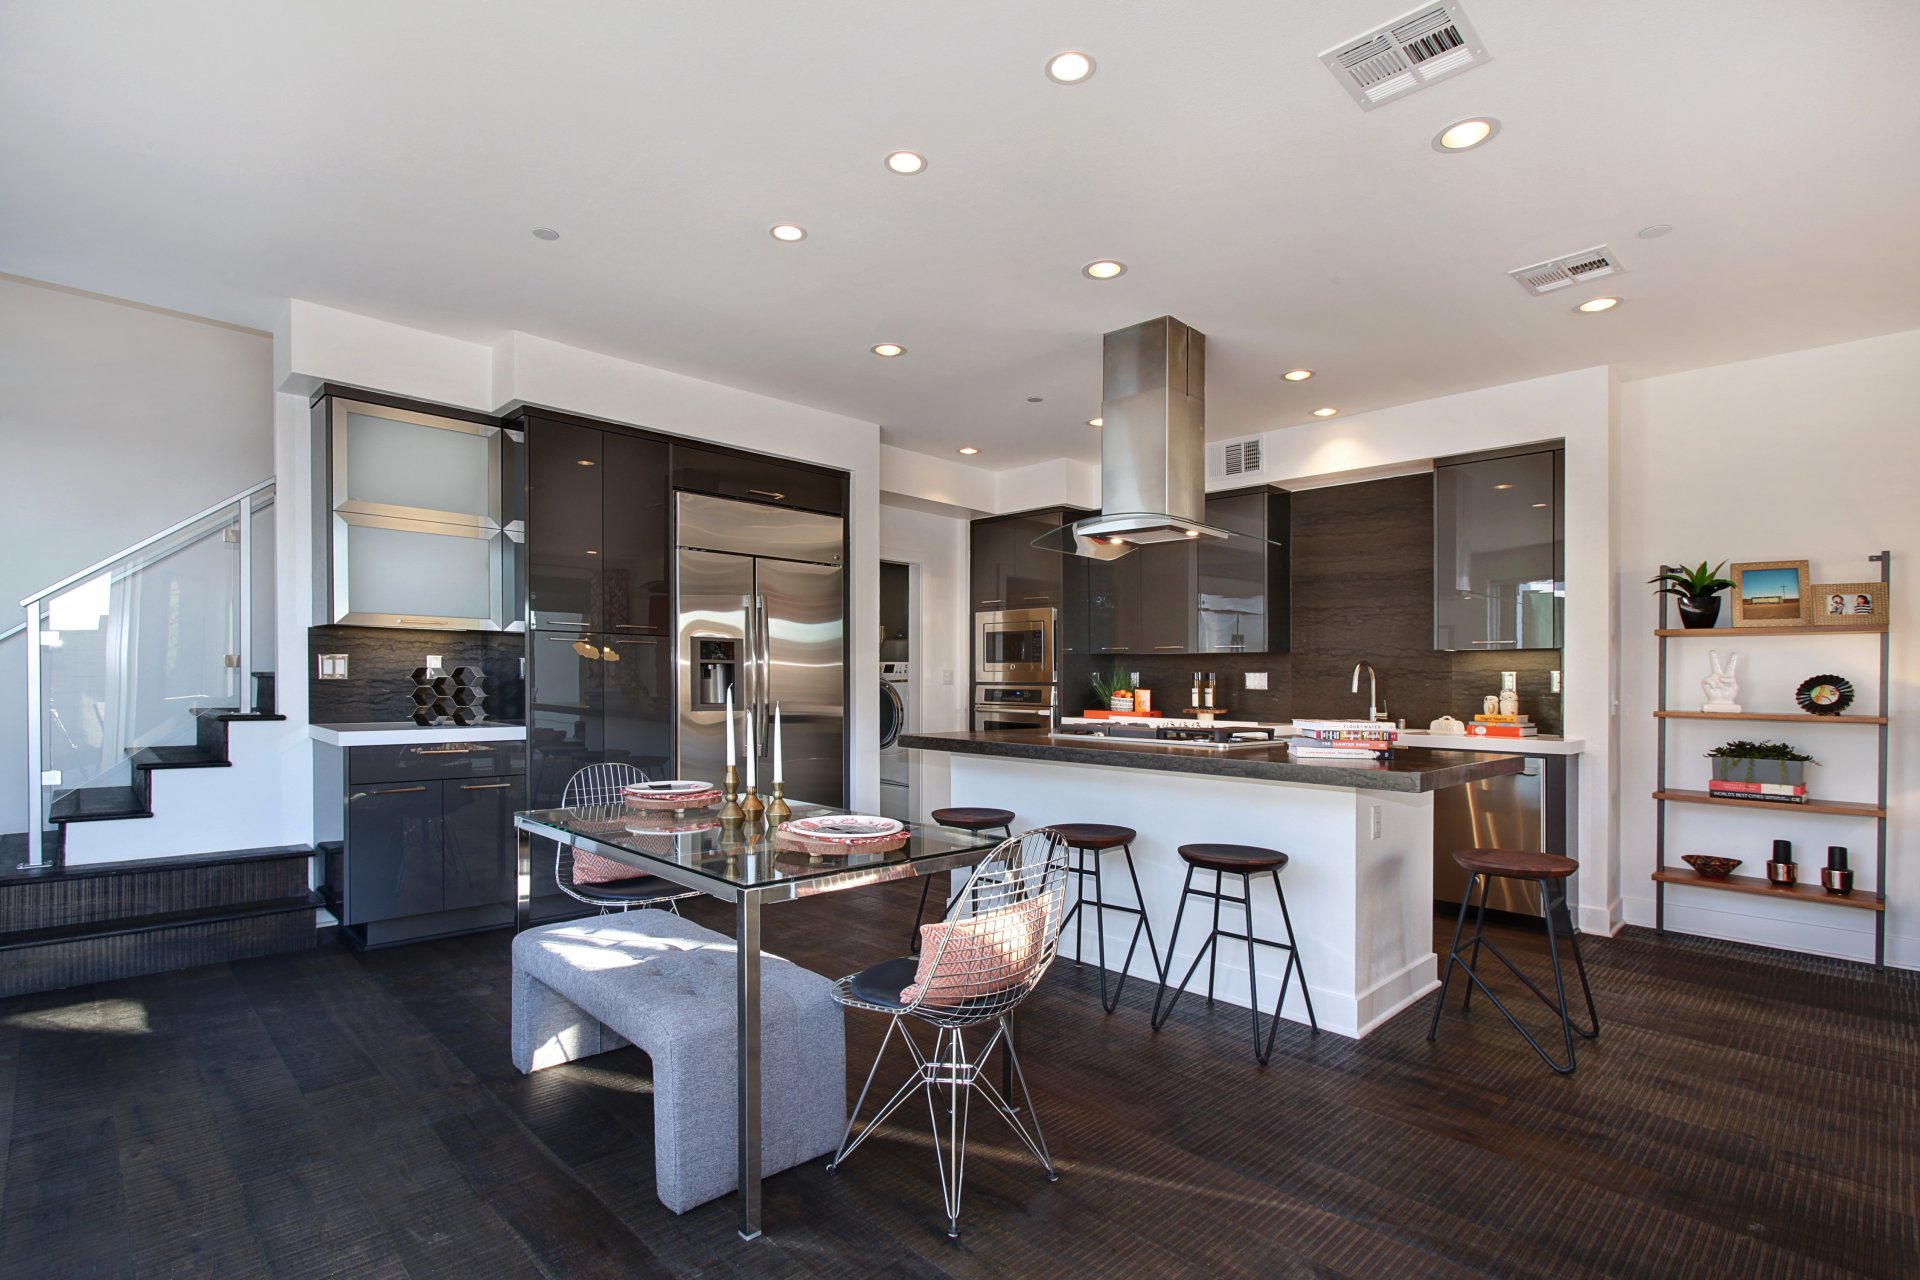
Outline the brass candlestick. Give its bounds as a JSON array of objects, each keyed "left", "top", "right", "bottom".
[
  {"left": 741, "top": 785, "right": 765, "bottom": 821},
  {"left": 718, "top": 764, "right": 745, "bottom": 825},
  {"left": 765, "top": 781, "right": 792, "bottom": 824}
]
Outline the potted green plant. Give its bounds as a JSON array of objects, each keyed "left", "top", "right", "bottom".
[
  {"left": 1706, "top": 740, "right": 1815, "bottom": 792},
  {"left": 1649, "top": 560, "right": 1735, "bottom": 629},
  {"left": 1089, "top": 663, "right": 1133, "bottom": 714}
]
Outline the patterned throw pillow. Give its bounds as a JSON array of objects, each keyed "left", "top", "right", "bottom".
[
  {"left": 570, "top": 834, "right": 674, "bottom": 885},
  {"left": 903, "top": 894, "right": 1049, "bottom": 1007}
]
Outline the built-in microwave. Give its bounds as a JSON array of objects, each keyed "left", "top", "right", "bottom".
[
  {"left": 971, "top": 683, "right": 1056, "bottom": 734},
  {"left": 974, "top": 608, "right": 1055, "bottom": 684}
]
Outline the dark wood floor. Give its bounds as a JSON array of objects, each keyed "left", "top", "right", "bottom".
[{"left": 0, "top": 882, "right": 1913, "bottom": 1280}]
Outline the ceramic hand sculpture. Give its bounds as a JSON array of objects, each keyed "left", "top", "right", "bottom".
[{"left": 1701, "top": 649, "right": 1741, "bottom": 713}]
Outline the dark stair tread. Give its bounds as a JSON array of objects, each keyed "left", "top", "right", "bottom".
[
  {"left": 130, "top": 745, "right": 230, "bottom": 770},
  {"left": 48, "top": 786, "right": 151, "bottom": 825},
  {"left": 192, "top": 706, "right": 288, "bottom": 723},
  {"left": 0, "top": 892, "right": 323, "bottom": 951},
  {"left": 0, "top": 842, "right": 308, "bottom": 885}
]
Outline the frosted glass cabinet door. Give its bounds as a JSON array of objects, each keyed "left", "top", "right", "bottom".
[
  {"left": 337, "top": 403, "right": 498, "bottom": 524},
  {"left": 337, "top": 517, "right": 501, "bottom": 627}
]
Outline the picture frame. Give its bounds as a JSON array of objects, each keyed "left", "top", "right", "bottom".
[
  {"left": 1730, "top": 560, "right": 1810, "bottom": 627},
  {"left": 1811, "top": 580, "right": 1888, "bottom": 627}
]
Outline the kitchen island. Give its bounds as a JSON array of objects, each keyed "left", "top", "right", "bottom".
[{"left": 901, "top": 729, "right": 1524, "bottom": 1039}]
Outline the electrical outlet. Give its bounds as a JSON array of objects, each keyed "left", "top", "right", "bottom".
[
  {"left": 317, "top": 653, "right": 349, "bottom": 681},
  {"left": 426, "top": 654, "right": 443, "bottom": 671},
  {"left": 1550, "top": 669, "right": 1562, "bottom": 693},
  {"left": 943, "top": 669, "right": 955, "bottom": 685},
  {"left": 1245, "top": 671, "right": 1269, "bottom": 691},
  {"left": 1370, "top": 804, "right": 1382, "bottom": 840}
]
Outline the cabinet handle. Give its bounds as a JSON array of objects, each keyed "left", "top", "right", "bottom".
[
  {"left": 613, "top": 625, "right": 660, "bottom": 633},
  {"left": 748, "top": 488, "right": 787, "bottom": 501},
  {"left": 1154, "top": 645, "right": 1184, "bottom": 650},
  {"left": 978, "top": 598, "right": 1005, "bottom": 606},
  {"left": 460, "top": 781, "right": 513, "bottom": 790},
  {"left": 371, "top": 786, "right": 428, "bottom": 795},
  {"left": 417, "top": 747, "right": 474, "bottom": 755},
  {"left": 612, "top": 637, "right": 658, "bottom": 645}
]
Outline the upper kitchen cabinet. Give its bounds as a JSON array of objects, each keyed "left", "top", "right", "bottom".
[
  {"left": 671, "top": 444, "right": 846, "bottom": 517},
  {"left": 310, "top": 389, "right": 522, "bottom": 630},
  {"left": 1433, "top": 445, "right": 1564, "bottom": 651},
  {"left": 521, "top": 414, "right": 673, "bottom": 634},
  {"left": 970, "top": 508, "right": 1084, "bottom": 611},
  {"left": 1081, "top": 488, "right": 1289, "bottom": 655}
]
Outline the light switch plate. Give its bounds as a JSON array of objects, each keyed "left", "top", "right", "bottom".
[
  {"left": 317, "top": 654, "right": 349, "bottom": 681},
  {"left": 426, "top": 654, "right": 443, "bottom": 671},
  {"left": 1245, "top": 671, "right": 1269, "bottom": 690}
]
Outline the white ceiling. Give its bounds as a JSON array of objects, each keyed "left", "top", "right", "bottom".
[{"left": 5, "top": 1, "right": 1919, "bottom": 470}]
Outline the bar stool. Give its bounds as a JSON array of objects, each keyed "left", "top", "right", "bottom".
[
  {"left": 1427, "top": 849, "right": 1599, "bottom": 1075},
  {"left": 911, "top": 807, "right": 1016, "bottom": 952},
  {"left": 1048, "top": 823, "right": 1161, "bottom": 1014},
  {"left": 1151, "top": 843, "right": 1317, "bottom": 1065}
]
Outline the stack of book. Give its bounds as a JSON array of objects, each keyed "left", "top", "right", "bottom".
[
  {"left": 1467, "top": 713, "right": 1539, "bottom": 739},
  {"left": 1707, "top": 777, "right": 1808, "bottom": 804},
  {"left": 1291, "top": 719, "right": 1399, "bottom": 759}
]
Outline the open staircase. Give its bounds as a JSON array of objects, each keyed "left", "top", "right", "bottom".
[{"left": 2, "top": 481, "right": 321, "bottom": 996}]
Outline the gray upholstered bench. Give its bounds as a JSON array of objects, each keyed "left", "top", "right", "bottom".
[{"left": 511, "top": 909, "right": 846, "bottom": 1214}]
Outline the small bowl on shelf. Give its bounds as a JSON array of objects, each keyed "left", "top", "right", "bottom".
[{"left": 1680, "top": 854, "right": 1742, "bottom": 880}]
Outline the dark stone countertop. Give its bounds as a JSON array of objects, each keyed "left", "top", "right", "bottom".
[{"left": 899, "top": 731, "right": 1524, "bottom": 794}]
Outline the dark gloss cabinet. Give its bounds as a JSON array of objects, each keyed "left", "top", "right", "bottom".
[
  {"left": 671, "top": 444, "right": 846, "bottom": 517},
  {"left": 524, "top": 415, "right": 673, "bottom": 635},
  {"left": 970, "top": 508, "right": 1083, "bottom": 611},
  {"left": 1433, "top": 447, "right": 1563, "bottom": 651},
  {"left": 320, "top": 740, "right": 528, "bottom": 948}
]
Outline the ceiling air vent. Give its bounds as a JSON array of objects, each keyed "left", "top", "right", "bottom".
[
  {"left": 1208, "top": 436, "right": 1265, "bottom": 483},
  {"left": 1321, "top": 3, "right": 1490, "bottom": 110},
  {"left": 1508, "top": 245, "right": 1626, "bottom": 296}
]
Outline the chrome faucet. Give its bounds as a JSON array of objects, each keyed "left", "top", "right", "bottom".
[{"left": 1351, "top": 661, "right": 1389, "bottom": 722}]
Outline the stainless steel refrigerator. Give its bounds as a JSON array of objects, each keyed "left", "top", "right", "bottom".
[{"left": 675, "top": 493, "right": 846, "bottom": 805}]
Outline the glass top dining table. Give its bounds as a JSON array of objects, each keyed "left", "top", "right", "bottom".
[{"left": 511, "top": 798, "right": 1007, "bottom": 1242}]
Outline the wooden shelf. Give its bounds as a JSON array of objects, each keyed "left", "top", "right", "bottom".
[
  {"left": 1652, "top": 868, "right": 1884, "bottom": 911},
  {"left": 1654, "top": 789, "right": 1886, "bottom": 818},
  {"left": 1655, "top": 624, "right": 1885, "bottom": 637},
  {"left": 1655, "top": 711, "right": 1888, "bottom": 725}
]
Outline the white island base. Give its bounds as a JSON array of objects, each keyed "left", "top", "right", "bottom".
[{"left": 948, "top": 753, "right": 1441, "bottom": 1040}]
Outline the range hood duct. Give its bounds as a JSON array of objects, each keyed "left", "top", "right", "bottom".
[{"left": 1068, "top": 315, "right": 1231, "bottom": 557}]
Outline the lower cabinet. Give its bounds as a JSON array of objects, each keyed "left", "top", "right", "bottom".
[{"left": 320, "top": 740, "right": 527, "bottom": 947}]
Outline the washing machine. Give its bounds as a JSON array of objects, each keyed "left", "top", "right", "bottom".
[{"left": 879, "top": 661, "right": 910, "bottom": 821}]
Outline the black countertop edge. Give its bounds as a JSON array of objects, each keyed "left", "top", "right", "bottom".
[{"left": 898, "top": 731, "right": 1524, "bottom": 793}]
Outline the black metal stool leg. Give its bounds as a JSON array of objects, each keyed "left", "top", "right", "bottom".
[
  {"left": 1460, "top": 873, "right": 1493, "bottom": 1012},
  {"left": 1090, "top": 846, "right": 1116, "bottom": 1013},
  {"left": 1151, "top": 866, "right": 1200, "bottom": 1031},
  {"left": 1428, "top": 873, "right": 1479, "bottom": 1042},
  {"left": 1237, "top": 873, "right": 1269, "bottom": 1063},
  {"left": 1542, "top": 896, "right": 1580, "bottom": 1072},
  {"left": 1112, "top": 843, "right": 1162, "bottom": 1008},
  {"left": 1206, "top": 871, "right": 1223, "bottom": 1004},
  {"left": 1271, "top": 870, "right": 1318, "bottom": 1034}
]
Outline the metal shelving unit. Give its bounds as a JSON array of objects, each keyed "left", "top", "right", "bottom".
[{"left": 1653, "top": 552, "right": 1892, "bottom": 969}]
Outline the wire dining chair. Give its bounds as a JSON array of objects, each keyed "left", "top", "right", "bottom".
[
  {"left": 555, "top": 763, "right": 703, "bottom": 914},
  {"left": 827, "top": 828, "right": 1071, "bottom": 1238}
]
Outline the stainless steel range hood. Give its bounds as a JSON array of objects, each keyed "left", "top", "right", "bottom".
[{"left": 1066, "top": 315, "right": 1232, "bottom": 558}]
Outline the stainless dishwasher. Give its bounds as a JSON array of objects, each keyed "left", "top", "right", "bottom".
[{"left": 1433, "top": 756, "right": 1570, "bottom": 917}]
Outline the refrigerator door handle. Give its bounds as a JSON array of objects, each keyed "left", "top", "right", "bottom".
[{"left": 755, "top": 592, "right": 772, "bottom": 751}]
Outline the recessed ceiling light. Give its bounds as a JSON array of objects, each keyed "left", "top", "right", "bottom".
[
  {"left": 1045, "top": 51, "right": 1096, "bottom": 84},
  {"left": 769, "top": 224, "right": 807, "bottom": 242},
  {"left": 1026, "top": 396, "right": 1044, "bottom": 403},
  {"left": 1637, "top": 223, "right": 1674, "bottom": 239},
  {"left": 1494, "top": 483, "right": 1514, "bottom": 490},
  {"left": 1576, "top": 297, "right": 1621, "bottom": 313},
  {"left": 1282, "top": 369, "right": 1314, "bottom": 382},
  {"left": 884, "top": 150, "right": 926, "bottom": 175},
  {"left": 1087, "top": 417, "right": 1103, "bottom": 427},
  {"left": 957, "top": 446, "right": 979, "bottom": 456},
  {"left": 1312, "top": 407, "right": 1338, "bottom": 418},
  {"left": 1433, "top": 118, "right": 1499, "bottom": 152},
  {"left": 1082, "top": 260, "right": 1127, "bottom": 280},
  {"left": 871, "top": 343, "right": 905, "bottom": 357},
  {"left": 531, "top": 227, "right": 560, "bottom": 241}
]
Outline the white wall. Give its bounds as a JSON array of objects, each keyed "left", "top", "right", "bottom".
[
  {"left": 1617, "top": 329, "right": 1919, "bottom": 969},
  {"left": 0, "top": 277, "right": 273, "bottom": 836},
  {"left": 879, "top": 499, "right": 972, "bottom": 820},
  {"left": 1249, "top": 367, "right": 1621, "bottom": 937}
]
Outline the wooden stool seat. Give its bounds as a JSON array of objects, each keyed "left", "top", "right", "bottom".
[
  {"left": 930, "top": 806, "right": 1016, "bottom": 832},
  {"left": 1451, "top": 848, "right": 1577, "bottom": 880},
  {"left": 1177, "top": 843, "right": 1291, "bottom": 874},
  {"left": 1050, "top": 822, "right": 1136, "bottom": 850}
]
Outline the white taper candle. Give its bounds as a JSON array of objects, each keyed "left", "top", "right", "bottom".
[
  {"left": 773, "top": 701, "right": 783, "bottom": 784},
  {"left": 724, "top": 683, "right": 735, "bottom": 764},
  {"left": 744, "top": 710, "right": 756, "bottom": 790}
]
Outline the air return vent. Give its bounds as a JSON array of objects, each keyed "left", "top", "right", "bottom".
[
  {"left": 1208, "top": 436, "right": 1265, "bottom": 483},
  {"left": 1508, "top": 245, "right": 1626, "bottom": 296},
  {"left": 1320, "top": 3, "right": 1490, "bottom": 110}
]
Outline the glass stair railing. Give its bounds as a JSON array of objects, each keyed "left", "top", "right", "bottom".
[{"left": 17, "top": 480, "right": 275, "bottom": 869}]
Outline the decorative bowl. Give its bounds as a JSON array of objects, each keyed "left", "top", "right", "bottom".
[{"left": 1681, "top": 854, "right": 1742, "bottom": 879}]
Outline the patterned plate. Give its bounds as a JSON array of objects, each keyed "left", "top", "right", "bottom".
[{"left": 781, "top": 815, "right": 905, "bottom": 845}]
